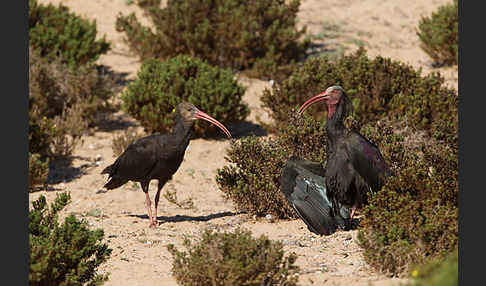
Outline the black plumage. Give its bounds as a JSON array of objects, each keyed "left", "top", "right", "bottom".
[
  {"left": 101, "top": 102, "right": 231, "bottom": 227},
  {"left": 298, "top": 86, "right": 393, "bottom": 227},
  {"left": 280, "top": 156, "right": 349, "bottom": 235}
]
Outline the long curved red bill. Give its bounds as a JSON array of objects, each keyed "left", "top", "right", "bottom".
[
  {"left": 297, "top": 91, "right": 329, "bottom": 115},
  {"left": 195, "top": 110, "right": 232, "bottom": 138}
]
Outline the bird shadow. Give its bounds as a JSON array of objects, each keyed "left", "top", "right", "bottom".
[
  {"left": 347, "top": 218, "right": 361, "bottom": 230},
  {"left": 128, "top": 211, "right": 238, "bottom": 223}
]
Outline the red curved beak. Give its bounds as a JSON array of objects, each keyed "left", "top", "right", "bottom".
[
  {"left": 194, "top": 109, "right": 232, "bottom": 138},
  {"left": 297, "top": 91, "right": 329, "bottom": 115}
]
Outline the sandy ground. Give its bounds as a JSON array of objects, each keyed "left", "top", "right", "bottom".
[{"left": 31, "top": 0, "right": 457, "bottom": 285}]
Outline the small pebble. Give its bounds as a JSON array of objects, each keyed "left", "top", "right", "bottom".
[
  {"left": 87, "top": 208, "right": 103, "bottom": 218},
  {"left": 298, "top": 240, "right": 312, "bottom": 247},
  {"left": 264, "top": 214, "right": 274, "bottom": 222},
  {"left": 95, "top": 154, "right": 102, "bottom": 161},
  {"left": 282, "top": 239, "right": 296, "bottom": 246}
]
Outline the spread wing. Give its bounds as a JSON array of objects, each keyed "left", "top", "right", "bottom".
[{"left": 280, "top": 157, "right": 349, "bottom": 235}]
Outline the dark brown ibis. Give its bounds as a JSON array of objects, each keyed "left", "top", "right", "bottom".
[
  {"left": 101, "top": 102, "right": 231, "bottom": 227},
  {"left": 297, "top": 86, "right": 393, "bottom": 228}
]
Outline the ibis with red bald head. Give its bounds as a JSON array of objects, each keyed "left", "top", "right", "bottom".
[
  {"left": 295, "top": 86, "right": 393, "bottom": 230},
  {"left": 101, "top": 102, "right": 231, "bottom": 227}
]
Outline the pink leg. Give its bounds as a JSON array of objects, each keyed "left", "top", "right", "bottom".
[
  {"left": 350, "top": 205, "right": 356, "bottom": 220},
  {"left": 145, "top": 192, "right": 155, "bottom": 228},
  {"left": 349, "top": 201, "right": 359, "bottom": 229},
  {"left": 152, "top": 187, "right": 162, "bottom": 227}
]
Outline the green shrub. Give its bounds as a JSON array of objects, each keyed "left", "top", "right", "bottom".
[
  {"left": 29, "top": 47, "right": 115, "bottom": 158},
  {"left": 167, "top": 227, "right": 299, "bottom": 286},
  {"left": 218, "top": 114, "right": 457, "bottom": 276},
  {"left": 115, "top": 0, "right": 309, "bottom": 79},
  {"left": 216, "top": 114, "right": 327, "bottom": 218},
  {"left": 409, "top": 249, "right": 459, "bottom": 286},
  {"left": 261, "top": 48, "right": 458, "bottom": 142},
  {"left": 121, "top": 55, "right": 249, "bottom": 137},
  {"left": 407, "top": 249, "right": 458, "bottom": 286},
  {"left": 29, "top": 104, "right": 86, "bottom": 159},
  {"left": 29, "top": 0, "right": 110, "bottom": 68},
  {"left": 357, "top": 120, "right": 458, "bottom": 276},
  {"left": 29, "top": 192, "right": 112, "bottom": 286},
  {"left": 29, "top": 152, "right": 49, "bottom": 191},
  {"left": 417, "top": 0, "right": 458, "bottom": 66}
]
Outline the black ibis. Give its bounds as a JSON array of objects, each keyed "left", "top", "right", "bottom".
[
  {"left": 101, "top": 102, "right": 231, "bottom": 227},
  {"left": 297, "top": 85, "right": 393, "bottom": 228}
]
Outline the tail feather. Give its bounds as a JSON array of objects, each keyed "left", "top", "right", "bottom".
[
  {"left": 101, "top": 163, "right": 114, "bottom": 175},
  {"left": 103, "top": 176, "right": 129, "bottom": 190},
  {"left": 101, "top": 161, "right": 128, "bottom": 190},
  {"left": 280, "top": 157, "right": 349, "bottom": 235}
]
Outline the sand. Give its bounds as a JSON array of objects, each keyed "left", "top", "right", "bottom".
[{"left": 31, "top": 0, "right": 457, "bottom": 285}]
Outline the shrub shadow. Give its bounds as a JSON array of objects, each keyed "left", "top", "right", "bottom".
[
  {"left": 227, "top": 120, "right": 267, "bottom": 138},
  {"left": 305, "top": 42, "right": 327, "bottom": 58},
  {"left": 305, "top": 42, "right": 346, "bottom": 61},
  {"left": 94, "top": 65, "right": 141, "bottom": 132},
  {"left": 46, "top": 156, "right": 96, "bottom": 184},
  {"left": 187, "top": 120, "right": 267, "bottom": 141},
  {"left": 95, "top": 114, "right": 139, "bottom": 132},
  {"left": 98, "top": 64, "right": 133, "bottom": 90},
  {"left": 348, "top": 218, "right": 361, "bottom": 230}
]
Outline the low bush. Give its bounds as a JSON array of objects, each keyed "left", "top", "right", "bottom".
[
  {"left": 417, "top": 0, "right": 458, "bottom": 66},
  {"left": 167, "top": 227, "right": 299, "bottom": 286},
  {"left": 357, "top": 120, "right": 458, "bottom": 276},
  {"left": 29, "top": 47, "right": 116, "bottom": 158},
  {"left": 218, "top": 113, "right": 457, "bottom": 276},
  {"left": 115, "top": 0, "right": 309, "bottom": 79},
  {"left": 216, "top": 114, "right": 327, "bottom": 218},
  {"left": 29, "top": 152, "right": 49, "bottom": 190},
  {"left": 29, "top": 0, "right": 110, "bottom": 69},
  {"left": 29, "top": 192, "right": 112, "bottom": 285},
  {"left": 261, "top": 48, "right": 458, "bottom": 142},
  {"left": 407, "top": 249, "right": 458, "bottom": 286},
  {"left": 121, "top": 55, "right": 249, "bottom": 137}
]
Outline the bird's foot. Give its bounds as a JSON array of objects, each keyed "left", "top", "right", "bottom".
[{"left": 149, "top": 220, "right": 158, "bottom": 228}]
